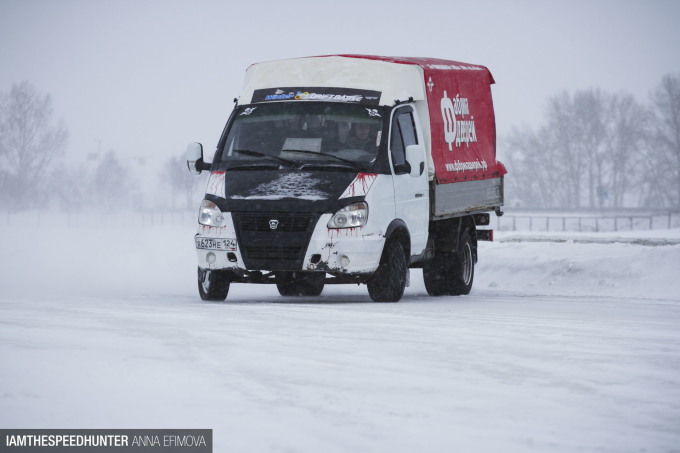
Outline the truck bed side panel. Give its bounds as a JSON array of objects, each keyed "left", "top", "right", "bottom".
[{"left": 433, "top": 177, "right": 503, "bottom": 219}]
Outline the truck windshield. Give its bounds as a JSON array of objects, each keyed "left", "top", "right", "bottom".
[{"left": 219, "top": 103, "right": 384, "bottom": 171}]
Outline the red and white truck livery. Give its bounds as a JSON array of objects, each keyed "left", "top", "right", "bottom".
[{"left": 187, "top": 55, "right": 506, "bottom": 302}]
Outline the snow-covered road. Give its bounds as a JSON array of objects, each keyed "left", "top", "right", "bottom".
[{"left": 1, "top": 224, "right": 679, "bottom": 452}]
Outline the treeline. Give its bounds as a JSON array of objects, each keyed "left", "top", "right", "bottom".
[
  {"left": 502, "top": 74, "right": 680, "bottom": 210},
  {"left": 3, "top": 77, "right": 680, "bottom": 213},
  {"left": 0, "top": 82, "right": 200, "bottom": 212}
]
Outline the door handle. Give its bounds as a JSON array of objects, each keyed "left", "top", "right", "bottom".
[{"left": 415, "top": 193, "right": 424, "bottom": 198}]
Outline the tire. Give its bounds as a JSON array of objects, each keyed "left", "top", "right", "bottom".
[
  {"left": 276, "top": 272, "right": 325, "bottom": 297},
  {"left": 423, "top": 250, "right": 454, "bottom": 296},
  {"left": 423, "top": 231, "right": 474, "bottom": 296},
  {"left": 198, "top": 267, "right": 231, "bottom": 301},
  {"left": 449, "top": 231, "right": 474, "bottom": 295},
  {"left": 367, "top": 240, "right": 407, "bottom": 302}
]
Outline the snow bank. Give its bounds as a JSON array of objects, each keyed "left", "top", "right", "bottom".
[
  {"left": 1, "top": 223, "right": 678, "bottom": 301},
  {"left": 474, "top": 231, "right": 680, "bottom": 300}
]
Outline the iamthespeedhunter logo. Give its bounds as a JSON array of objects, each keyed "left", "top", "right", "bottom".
[{"left": 0, "top": 429, "right": 212, "bottom": 452}]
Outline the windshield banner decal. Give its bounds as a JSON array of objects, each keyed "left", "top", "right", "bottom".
[{"left": 252, "top": 87, "right": 381, "bottom": 105}]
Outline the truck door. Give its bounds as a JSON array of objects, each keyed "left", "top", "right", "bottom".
[{"left": 389, "top": 105, "right": 430, "bottom": 256}]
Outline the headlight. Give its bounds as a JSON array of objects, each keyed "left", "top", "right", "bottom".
[
  {"left": 198, "top": 199, "right": 225, "bottom": 227},
  {"left": 327, "top": 202, "right": 368, "bottom": 229}
]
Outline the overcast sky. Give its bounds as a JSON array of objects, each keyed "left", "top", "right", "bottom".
[{"left": 1, "top": 0, "right": 679, "bottom": 168}]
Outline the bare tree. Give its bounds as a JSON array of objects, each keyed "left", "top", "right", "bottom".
[
  {"left": 604, "top": 93, "right": 648, "bottom": 208},
  {"left": 47, "top": 163, "right": 87, "bottom": 212},
  {"left": 544, "top": 91, "right": 588, "bottom": 208},
  {"left": 648, "top": 73, "right": 680, "bottom": 209},
  {"left": 92, "top": 150, "right": 137, "bottom": 210},
  {"left": 163, "top": 155, "right": 201, "bottom": 209},
  {"left": 504, "top": 125, "right": 559, "bottom": 208},
  {"left": 0, "top": 82, "right": 68, "bottom": 210},
  {"left": 573, "top": 90, "right": 608, "bottom": 208}
]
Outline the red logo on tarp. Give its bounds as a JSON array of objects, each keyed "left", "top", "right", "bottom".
[{"left": 440, "top": 91, "right": 477, "bottom": 150}]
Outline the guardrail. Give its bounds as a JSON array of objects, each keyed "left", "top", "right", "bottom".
[
  {"left": 494, "top": 211, "right": 680, "bottom": 233},
  {"left": 4, "top": 209, "right": 680, "bottom": 233}
]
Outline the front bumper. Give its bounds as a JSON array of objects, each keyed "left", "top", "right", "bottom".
[{"left": 195, "top": 213, "right": 385, "bottom": 275}]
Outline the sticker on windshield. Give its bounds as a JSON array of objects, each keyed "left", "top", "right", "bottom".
[{"left": 252, "top": 87, "right": 382, "bottom": 105}]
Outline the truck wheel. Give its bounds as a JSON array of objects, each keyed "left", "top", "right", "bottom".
[
  {"left": 449, "top": 231, "right": 474, "bottom": 295},
  {"left": 423, "top": 231, "right": 474, "bottom": 296},
  {"left": 198, "top": 267, "right": 230, "bottom": 301},
  {"left": 423, "top": 251, "right": 453, "bottom": 296},
  {"left": 276, "top": 272, "right": 325, "bottom": 297},
  {"left": 367, "top": 240, "right": 407, "bottom": 302}
]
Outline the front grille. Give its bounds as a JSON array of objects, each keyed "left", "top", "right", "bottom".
[
  {"left": 233, "top": 212, "right": 319, "bottom": 271},
  {"left": 238, "top": 214, "right": 315, "bottom": 233}
]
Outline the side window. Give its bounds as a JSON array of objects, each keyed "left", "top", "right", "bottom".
[
  {"left": 390, "top": 120, "right": 405, "bottom": 167},
  {"left": 390, "top": 108, "right": 418, "bottom": 174},
  {"left": 398, "top": 112, "right": 418, "bottom": 147}
]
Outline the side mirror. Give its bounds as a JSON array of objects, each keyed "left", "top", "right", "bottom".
[
  {"left": 405, "top": 144, "right": 425, "bottom": 178},
  {"left": 186, "top": 142, "right": 207, "bottom": 175}
]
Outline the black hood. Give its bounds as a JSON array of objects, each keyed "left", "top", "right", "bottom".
[{"left": 209, "top": 170, "right": 363, "bottom": 213}]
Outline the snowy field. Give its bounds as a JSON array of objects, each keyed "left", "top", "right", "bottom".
[{"left": 1, "top": 219, "right": 680, "bottom": 452}]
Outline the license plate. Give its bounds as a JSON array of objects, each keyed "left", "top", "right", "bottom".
[{"left": 195, "top": 237, "right": 237, "bottom": 251}]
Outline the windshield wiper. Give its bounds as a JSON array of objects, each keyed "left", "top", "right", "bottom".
[
  {"left": 227, "top": 163, "right": 280, "bottom": 171},
  {"left": 232, "top": 149, "right": 297, "bottom": 167},
  {"left": 282, "top": 149, "right": 362, "bottom": 171}
]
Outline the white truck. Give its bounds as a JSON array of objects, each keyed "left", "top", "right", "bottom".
[{"left": 187, "top": 55, "right": 506, "bottom": 302}]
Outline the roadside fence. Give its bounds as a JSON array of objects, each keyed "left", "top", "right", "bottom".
[
  {"left": 494, "top": 211, "right": 680, "bottom": 233},
  {"left": 4, "top": 208, "right": 680, "bottom": 233}
]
